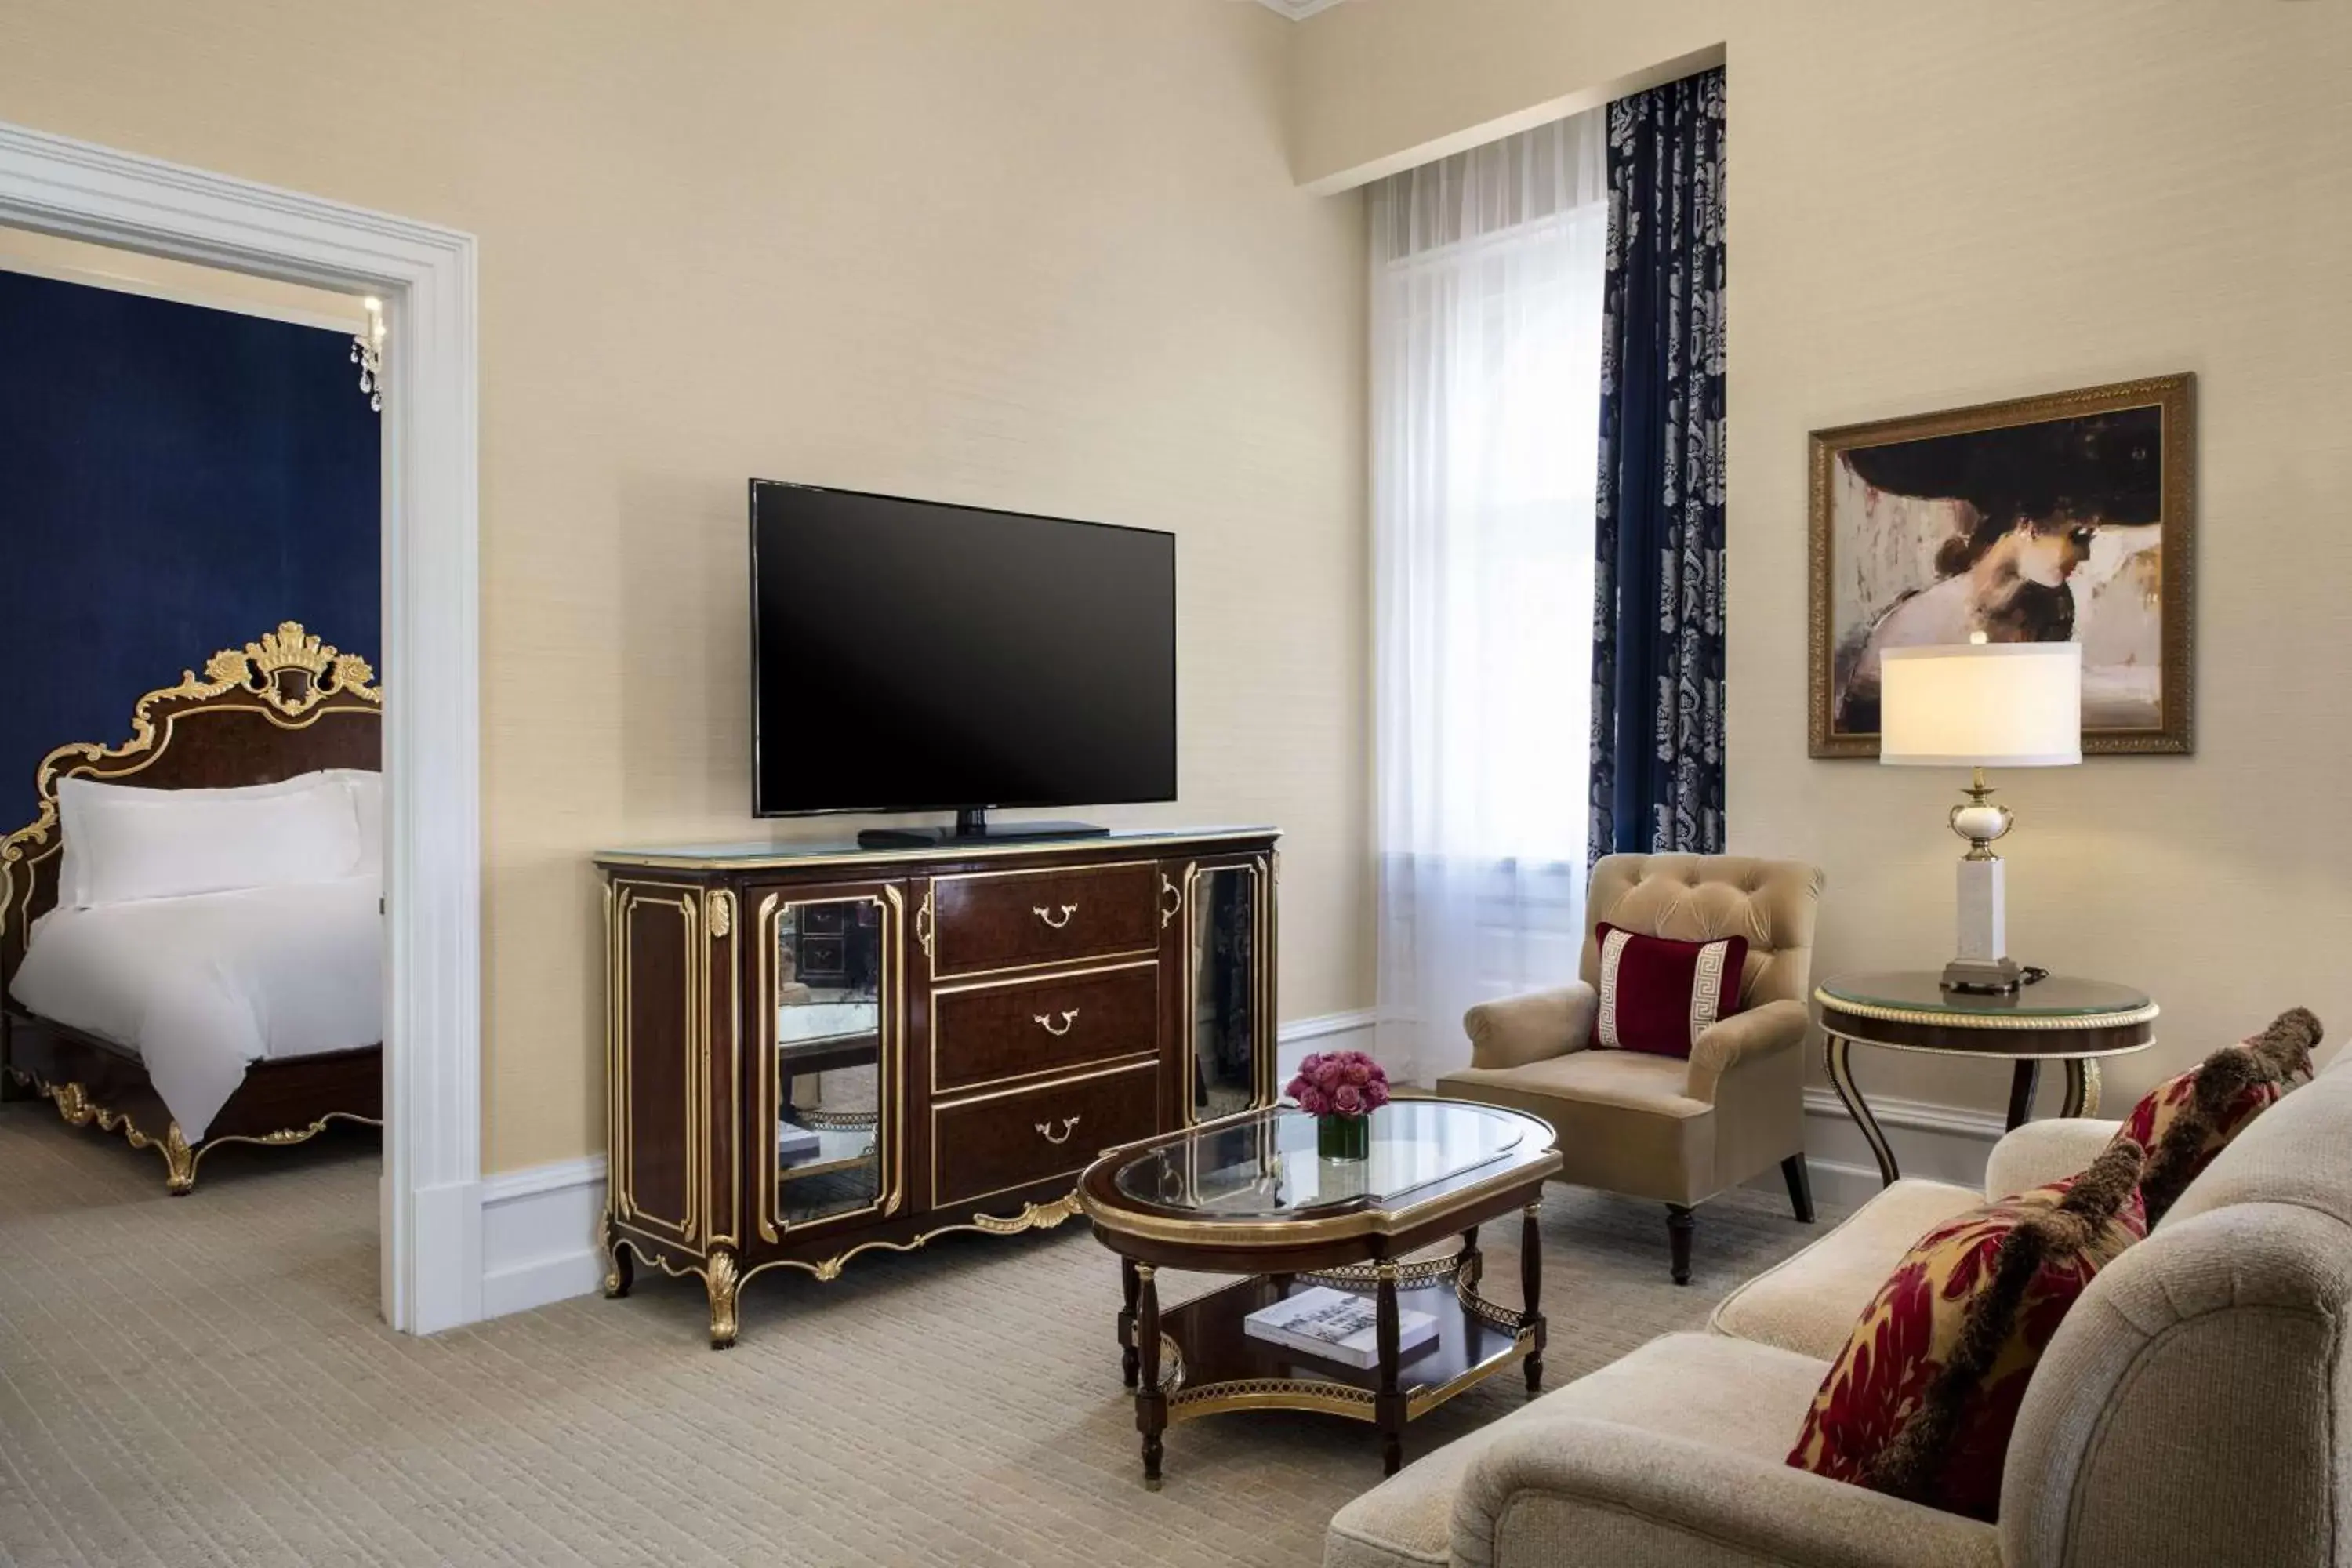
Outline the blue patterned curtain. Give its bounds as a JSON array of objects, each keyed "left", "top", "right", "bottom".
[{"left": 1589, "top": 67, "right": 1726, "bottom": 864}]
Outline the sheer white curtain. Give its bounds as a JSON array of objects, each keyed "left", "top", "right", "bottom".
[{"left": 1371, "top": 113, "right": 1608, "bottom": 1083}]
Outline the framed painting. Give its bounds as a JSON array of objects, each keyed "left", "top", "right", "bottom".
[{"left": 1808, "top": 372, "right": 2194, "bottom": 757}]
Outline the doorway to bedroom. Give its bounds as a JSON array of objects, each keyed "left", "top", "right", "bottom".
[{"left": 0, "top": 226, "right": 387, "bottom": 1305}]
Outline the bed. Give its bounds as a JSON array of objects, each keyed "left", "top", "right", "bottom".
[{"left": 0, "top": 622, "right": 383, "bottom": 1192}]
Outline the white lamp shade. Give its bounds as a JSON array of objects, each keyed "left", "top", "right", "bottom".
[{"left": 1878, "top": 642, "right": 2082, "bottom": 767}]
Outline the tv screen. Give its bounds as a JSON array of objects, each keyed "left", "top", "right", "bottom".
[{"left": 751, "top": 482, "right": 1177, "bottom": 818}]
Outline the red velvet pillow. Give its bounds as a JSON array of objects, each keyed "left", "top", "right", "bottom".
[
  {"left": 1788, "top": 1140, "right": 2149, "bottom": 1522},
  {"left": 2115, "top": 1006, "right": 2319, "bottom": 1225},
  {"left": 1589, "top": 922, "right": 1748, "bottom": 1058}
]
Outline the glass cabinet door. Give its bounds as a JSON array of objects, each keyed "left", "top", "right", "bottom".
[
  {"left": 757, "top": 887, "right": 902, "bottom": 1237},
  {"left": 1185, "top": 860, "right": 1270, "bottom": 1123}
]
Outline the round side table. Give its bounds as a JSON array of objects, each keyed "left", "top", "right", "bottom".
[{"left": 1815, "top": 971, "right": 2158, "bottom": 1189}]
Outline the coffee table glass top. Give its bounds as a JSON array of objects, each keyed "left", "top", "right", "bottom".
[
  {"left": 1819, "top": 971, "right": 2152, "bottom": 1018},
  {"left": 1110, "top": 1101, "right": 1530, "bottom": 1218}
]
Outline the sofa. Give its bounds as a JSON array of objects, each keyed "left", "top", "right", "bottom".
[{"left": 1326, "top": 1042, "right": 2352, "bottom": 1568}]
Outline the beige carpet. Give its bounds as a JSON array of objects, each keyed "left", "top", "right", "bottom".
[{"left": 0, "top": 1102, "right": 1840, "bottom": 1567}]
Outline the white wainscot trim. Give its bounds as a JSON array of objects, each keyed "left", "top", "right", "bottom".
[
  {"left": 478, "top": 1008, "right": 1383, "bottom": 1319},
  {"left": 1276, "top": 1007, "right": 1377, "bottom": 1087},
  {"left": 481, "top": 1155, "right": 610, "bottom": 1319}
]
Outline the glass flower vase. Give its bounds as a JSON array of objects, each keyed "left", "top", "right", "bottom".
[{"left": 1317, "top": 1113, "right": 1370, "bottom": 1162}]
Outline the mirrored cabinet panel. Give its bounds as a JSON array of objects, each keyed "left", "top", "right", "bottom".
[
  {"left": 768, "top": 893, "right": 895, "bottom": 1230},
  {"left": 1186, "top": 861, "right": 1268, "bottom": 1122}
]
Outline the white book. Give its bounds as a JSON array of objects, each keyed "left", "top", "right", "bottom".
[
  {"left": 776, "top": 1120, "right": 822, "bottom": 1160},
  {"left": 1243, "top": 1285, "right": 1439, "bottom": 1370}
]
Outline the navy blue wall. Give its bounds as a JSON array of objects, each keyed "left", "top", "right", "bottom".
[{"left": 0, "top": 269, "right": 379, "bottom": 828}]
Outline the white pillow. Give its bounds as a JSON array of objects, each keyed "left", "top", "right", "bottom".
[
  {"left": 56, "top": 772, "right": 365, "bottom": 909},
  {"left": 326, "top": 768, "right": 383, "bottom": 875}
]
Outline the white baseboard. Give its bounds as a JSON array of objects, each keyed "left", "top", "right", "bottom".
[
  {"left": 475, "top": 1007, "right": 1385, "bottom": 1321},
  {"left": 477, "top": 1014, "right": 2013, "bottom": 1316},
  {"left": 1789, "top": 1087, "right": 2005, "bottom": 1210},
  {"left": 481, "top": 1154, "right": 608, "bottom": 1319}
]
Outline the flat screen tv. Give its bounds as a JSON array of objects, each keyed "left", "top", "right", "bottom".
[{"left": 750, "top": 481, "right": 1176, "bottom": 844}]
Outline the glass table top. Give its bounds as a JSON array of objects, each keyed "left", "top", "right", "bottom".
[
  {"left": 1818, "top": 971, "right": 2151, "bottom": 1018},
  {"left": 1111, "top": 1101, "right": 1531, "bottom": 1218}
]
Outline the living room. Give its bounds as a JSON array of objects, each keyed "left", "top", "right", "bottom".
[{"left": 0, "top": 2, "right": 2343, "bottom": 1565}]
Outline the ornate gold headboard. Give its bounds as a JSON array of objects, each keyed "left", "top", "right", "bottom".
[{"left": 0, "top": 622, "right": 383, "bottom": 989}]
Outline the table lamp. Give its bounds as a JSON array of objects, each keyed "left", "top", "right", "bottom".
[{"left": 1878, "top": 637, "right": 2082, "bottom": 993}]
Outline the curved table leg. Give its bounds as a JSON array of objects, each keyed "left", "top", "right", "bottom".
[
  {"left": 1825, "top": 1033, "right": 1900, "bottom": 1189},
  {"left": 2059, "top": 1056, "right": 2102, "bottom": 1119},
  {"left": 2005, "top": 1059, "right": 2043, "bottom": 1131}
]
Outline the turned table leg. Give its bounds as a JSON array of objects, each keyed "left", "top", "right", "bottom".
[
  {"left": 1521, "top": 1201, "right": 1546, "bottom": 1395},
  {"left": 1136, "top": 1265, "right": 1165, "bottom": 1489},
  {"left": 1119, "top": 1256, "right": 1142, "bottom": 1388},
  {"left": 1459, "top": 1224, "right": 1483, "bottom": 1289},
  {"left": 1375, "top": 1260, "right": 1403, "bottom": 1476}
]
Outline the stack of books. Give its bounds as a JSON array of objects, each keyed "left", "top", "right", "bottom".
[{"left": 1242, "top": 1285, "right": 1438, "bottom": 1370}]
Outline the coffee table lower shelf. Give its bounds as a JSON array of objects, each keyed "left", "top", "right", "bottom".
[{"left": 1127, "top": 1254, "right": 1541, "bottom": 1484}]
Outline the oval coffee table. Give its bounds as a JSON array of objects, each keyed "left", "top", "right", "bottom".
[
  {"left": 1077, "top": 1099, "right": 1561, "bottom": 1486},
  {"left": 1816, "top": 971, "right": 2159, "bottom": 1189}
]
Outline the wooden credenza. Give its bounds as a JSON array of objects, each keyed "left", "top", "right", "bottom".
[{"left": 596, "top": 827, "right": 1279, "bottom": 1345}]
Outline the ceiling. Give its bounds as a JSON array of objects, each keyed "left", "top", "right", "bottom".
[{"left": 1251, "top": 0, "right": 1349, "bottom": 19}]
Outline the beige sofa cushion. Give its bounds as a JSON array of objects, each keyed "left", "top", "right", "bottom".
[
  {"left": 1708, "top": 1178, "right": 1981, "bottom": 1361},
  {"left": 1436, "top": 1334, "right": 1997, "bottom": 1568},
  {"left": 1437, "top": 1051, "right": 1713, "bottom": 1204},
  {"left": 1327, "top": 1334, "right": 1831, "bottom": 1568},
  {"left": 1981, "top": 1116, "right": 2122, "bottom": 1200}
]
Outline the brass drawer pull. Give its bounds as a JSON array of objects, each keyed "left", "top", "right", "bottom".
[
  {"left": 1036, "top": 1115, "right": 1081, "bottom": 1145},
  {"left": 1034, "top": 1008, "right": 1080, "bottom": 1036},
  {"left": 1033, "top": 902, "right": 1078, "bottom": 929},
  {"left": 1159, "top": 872, "right": 1184, "bottom": 928}
]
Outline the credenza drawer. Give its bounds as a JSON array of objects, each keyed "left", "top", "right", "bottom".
[
  {"left": 929, "top": 862, "right": 1159, "bottom": 975},
  {"left": 931, "top": 1061, "right": 1159, "bottom": 1208},
  {"left": 932, "top": 963, "right": 1159, "bottom": 1093}
]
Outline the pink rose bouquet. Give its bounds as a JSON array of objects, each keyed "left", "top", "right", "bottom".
[{"left": 1286, "top": 1050, "right": 1390, "bottom": 1120}]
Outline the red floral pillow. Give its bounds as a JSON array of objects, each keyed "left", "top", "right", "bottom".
[
  {"left": 1589, "top": 923, "right": 1748, "bottom": 1058},
  {"left": 2117, "top": 1007, "right": 2319, "bottom": 1225},
  {"left": 1787, "top": 1140, "right": 2147, "bottom": 1523}
]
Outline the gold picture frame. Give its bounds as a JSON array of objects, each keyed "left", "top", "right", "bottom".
[{"left": 1808, "top": 372, "right": 2195, "bottom": 758}]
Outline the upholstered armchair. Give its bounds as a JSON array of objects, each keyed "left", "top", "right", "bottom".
[{"left": 1436, "top": 854, "right": 1826, "bottom": 1282}]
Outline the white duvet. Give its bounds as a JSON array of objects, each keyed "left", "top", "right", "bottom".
[{"left": 9, "top": 877, "right": 382, "bottom": 1141}]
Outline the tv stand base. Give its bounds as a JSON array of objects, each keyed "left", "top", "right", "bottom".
[{"left": 857, "top": 811, "right": 1110, "bottom": 850}]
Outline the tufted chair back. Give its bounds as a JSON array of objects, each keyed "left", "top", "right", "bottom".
[{"left": 1580, "top": 854, "right": 1825, "bottom": 1011}]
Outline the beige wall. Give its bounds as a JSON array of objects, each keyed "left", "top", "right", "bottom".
[
  {"left": 1294, "top": 0, "right": 2352, "bottom": 1116},
  {"left": 0, "top": 0, "right": 1371, "bottom": 1172}
]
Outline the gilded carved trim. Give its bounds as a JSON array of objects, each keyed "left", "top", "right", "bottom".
[
  {"left": 0, "top": 621, "right": 382, "bottom": 942},
  {"left": 10, "top": 1069, "right": 379, "bottom": 1194}
]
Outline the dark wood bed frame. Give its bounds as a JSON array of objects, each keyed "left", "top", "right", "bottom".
[{"left": 0, "top": 622, "right": 383, "bottom": 1192}]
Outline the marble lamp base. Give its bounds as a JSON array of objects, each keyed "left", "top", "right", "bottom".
[{"left": 1945, "top": 855, "right": 2023, "bottom": 993}]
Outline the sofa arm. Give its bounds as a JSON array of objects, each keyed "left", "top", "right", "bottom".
[
  {"left": 1685, "top": 998, "right": 1810, "bottom": 1103},
  {"left": 1982, "top": 1116, "right": 2125, "bottom": 1198},
  {"left": 1464, "top": 982, "right": 1598, "bottom": 1070},
  {"left": 1454, "top": 1417, "right": 2002, "bottom": 1568}
]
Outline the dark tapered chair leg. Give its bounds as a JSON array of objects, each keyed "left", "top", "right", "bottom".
[
  {"left": 1781, "top": 1154, "right": 1817, "bottom": 1225},
  {"left": 1666, "top": 1204, "right": 1694, "bottom": 1285}
]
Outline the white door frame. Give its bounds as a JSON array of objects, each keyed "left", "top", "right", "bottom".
[{"left": 0, "top": 121, "right": 483, "bottom": 1333}]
